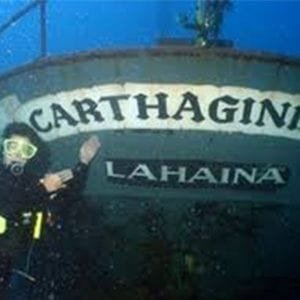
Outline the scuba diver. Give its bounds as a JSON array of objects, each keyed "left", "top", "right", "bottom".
[{"left": 0, "top": 122, "right": 100, "bottom": 299}]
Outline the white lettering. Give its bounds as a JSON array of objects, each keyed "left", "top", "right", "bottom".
[
  {"left": 188, "top": 167, "right": 218, "bottom": 184},
  {"left": 220, "top": 167, "right": 231, "bottom": 184},
  {"left": 106, "top": 161, "right": 125, "bottom": 178},
  {"left": 233, "top": 168, "right": 257, "bottom": 184},
  {"left": 128, "top": 164, "right": 157, "bottom": 181},
  {"left": 256, "top": 168, "right": 285, "bottom": 184},
  {"left": 160, "top": 165, "right": 186, "bottom": 183}
]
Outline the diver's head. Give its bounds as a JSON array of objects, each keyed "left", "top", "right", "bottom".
[
  {"left": 2, "top": 122, "right": 50, "bottom": 177},
  {"left": 3, "top": 134, "right": 38, "bottom": 167}
]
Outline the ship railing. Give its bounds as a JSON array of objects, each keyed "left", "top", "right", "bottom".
[{"left": 0, "top": 0, "right": 47, "bottom": 58}]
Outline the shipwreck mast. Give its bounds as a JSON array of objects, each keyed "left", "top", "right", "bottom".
[{"left": 180, "top": 0, "right": 233, "bottom": 47}]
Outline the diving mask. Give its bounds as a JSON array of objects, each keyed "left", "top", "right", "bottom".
[{"left": 3, "top": 138, "right": 38, "bottom": 160}]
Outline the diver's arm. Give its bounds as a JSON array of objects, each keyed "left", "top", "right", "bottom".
[
  {"left": 63, "top": 135, "right": 100, "bottom": 192},
  {"left": 35, "top": 164, "right": 88, "bottom": 202},
  {"left": 40, "top": 136, "right": 100, "bottom": 202},
  {"left": 63, "top": 161, "right": 89, "bottom": 193}
]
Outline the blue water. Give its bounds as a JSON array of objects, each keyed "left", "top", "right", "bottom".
[{"left": 0, "top": 0, "right": 300, "bottom": 74}]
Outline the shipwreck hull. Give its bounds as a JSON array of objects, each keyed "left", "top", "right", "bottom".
[
  {"left": 1, "top": 48, "right": 300, "bottom": 296},
  {"left": 0, "top": 48, "right": 299, "bottom": 203}
]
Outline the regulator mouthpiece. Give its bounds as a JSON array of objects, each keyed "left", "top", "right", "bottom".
[{"left": 10, "top": 162, "right": 24, "bottom": 176}]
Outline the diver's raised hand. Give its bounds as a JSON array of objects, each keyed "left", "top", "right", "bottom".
[{"left": 79, "top": 135, "right": 101, "bottom": 165}]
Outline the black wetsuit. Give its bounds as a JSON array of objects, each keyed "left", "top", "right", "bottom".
[
  {"left": 0, "top": 164, "right": 47, "bottom": 297},
  {"left": 0, "top": 162, "right": 89, "bottom": 299}
]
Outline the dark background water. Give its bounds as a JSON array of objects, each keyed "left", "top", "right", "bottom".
[{"left": 0, "top": 0, "right": 300, "bottom": 73}]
